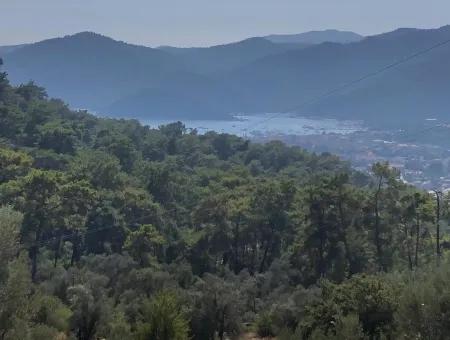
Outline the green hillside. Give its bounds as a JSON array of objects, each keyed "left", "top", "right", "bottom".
[{"left": 1, "top": 63, "right": 450, "bottom": 339}]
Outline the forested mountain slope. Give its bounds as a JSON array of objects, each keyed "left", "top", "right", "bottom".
[
  {"left": 226, "top": 25, "right": 450, "bottom": 124},
  {"left": 1, "top": 64, "right": 450, "bottom": 340},
  {"left": 311, "top": 35, "right": 450, "bottom": 124},
  {"left": 158, "top": 37, "right": 307, "bottom": 75},
  {"left": 0, "top": 44, "right": 26, "bottom": 55},
  {"left": 1, "top": 32, "right": 189, "bottom": 111}
]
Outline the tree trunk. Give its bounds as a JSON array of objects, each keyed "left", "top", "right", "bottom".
[
  {"left": 374, "top": 176, "right": 385, "bottom": 271},
  {"left": 318, "top": 224, "right": 326, "bottom": 278},
  {"left": 402, "top": 221, "right": 413, "bottom": 271},
  {"left": 414, "top": 205, "right": 420, "bottom": 268},
  {"left": 434, "top": 190, "right": 442, "bottom": 266},
  {"left": 218, "top": 309, "right": 226, "bottom": 340},
  {"left": 315, "top": 203, "right": 327, "bottom": 278},
  {"left": 30, "top": 226, "right": 42, "bottom": 282},
  {"left": 71, "top": 230, "right": 80, "bottom": 266},
  {"left": 259, "top": 226, "right": 274, "bottom": 273},
  {"left": 233, "top": 216, "right": 240, "bottom": 274},
  {"left": 54, "top": 232, "right": 62, "bottom": 268},
  {"left": 259, "top": 239, "right": 270, "bottom": 274},
  {"left": 337, "top": 194, "right": 352, "bottom": 277},
  {"left": 249, "top": 242, "right": 257, "bottom": 275},
  {"left": 30, "top": 245, "right": 38, "bottom": 282}
]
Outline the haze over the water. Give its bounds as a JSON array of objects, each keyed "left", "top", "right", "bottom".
[{"left": 2, "top": 0, "right": 450, "bottom": 47}]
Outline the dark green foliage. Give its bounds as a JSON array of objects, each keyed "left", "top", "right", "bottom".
[{"left": 0, "top": 71, "right": 449, "bottom": 339}]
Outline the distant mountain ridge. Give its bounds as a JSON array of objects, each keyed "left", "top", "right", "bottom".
[
  {"left": 0, "top": 44, "right": 26, "bottom": 56},
  {"left": 2, "top": 32, "right": 208, "bottom": 117},
  {"left": 265, "top": 29, "right": 364, "bottom": 44},
  {"left": 2, "top": 27, "right": 450, "bottom": 125},
  {"left": 157, "top": 37, "right": 308, "bottom": 75}
]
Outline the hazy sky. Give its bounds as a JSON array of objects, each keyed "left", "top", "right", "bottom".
[{"left": 2, "top": 0, "right": 450, "bottom": 47}]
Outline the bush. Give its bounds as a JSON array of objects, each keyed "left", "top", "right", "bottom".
[
  {"left": 136, "top": 290, "right": 189, "bottom": 340},
  {"left": 256, "top": 312, "right": 276, "bottom": 337}
]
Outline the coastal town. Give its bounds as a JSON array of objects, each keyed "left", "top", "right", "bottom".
[{"left": 255, "top": 126, "right": 450, "bottom": 192}]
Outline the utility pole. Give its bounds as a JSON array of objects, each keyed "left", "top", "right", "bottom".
[{"left": 433, "top": 189, "right": 443, "bottom": 266}]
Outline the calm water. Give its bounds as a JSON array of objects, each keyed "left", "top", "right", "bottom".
[{"left": 142, "top": 113, "right": 364, "bottom": 137}]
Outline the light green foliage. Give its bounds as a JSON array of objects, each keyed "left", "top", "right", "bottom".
[
  {"left": 0, "top": 206, "right": 22, "bottom": 267},
  {"left": 136, "top": 291, "right": 189, "bottom": 340},
  {"left": 0, "top": 147, "right": 32, "bottom": 184},
  {"left": 33, "top": 295, "right": 72, "bottom": 333},
  {"left": 255, "top": 312, "right": 276, "bottom": 337},
  {"left": 301, "top": 275, "right": 398, "bottom": 338},
  {"left": 38, "top": 120, "right": 78, "bottom": 154},
  {"left": 395, "top": 267, "right": 450, "bottom": 340},
  {"left": 101, "top": 310, "right": 133, "bottom": 340},
  {"left": 125, "top": 224, "right": 166, "bottom": 265},
  {"left": 0, "top": 255, "right": 34, "bottom": 340},
  {"left": 94, "top": 129, "right": 138, "bottom": 171},
  {"left": 69, "top": 149, "right": 124, "bottom": 189},
  {"left": 332, "top": 314, "right": 367, "bottom": 340},
  {"left": 0, "top": 206, "right": 31, "bottom": 339}
]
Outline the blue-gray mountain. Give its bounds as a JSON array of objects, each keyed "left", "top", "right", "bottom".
[
  {"left": 1, "top": 27, "right": 449, "bottom": 125},
  {"left": 264, "top": 29, "right": 363, "bottom": 44}
]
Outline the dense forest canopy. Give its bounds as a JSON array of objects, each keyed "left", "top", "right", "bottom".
[{"left": 1, "top": 61, "right": 450, "bottom": 340}]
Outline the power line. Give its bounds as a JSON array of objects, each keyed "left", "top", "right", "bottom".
[{"left": 246, "top": 36, "right": 450, "bottom": 131}]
